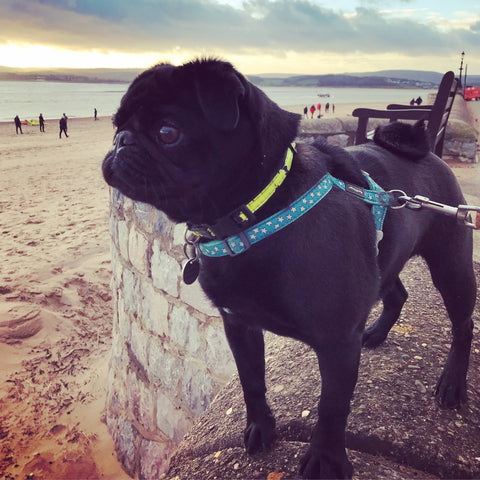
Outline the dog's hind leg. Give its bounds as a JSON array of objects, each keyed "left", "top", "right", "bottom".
[
  {"left": 222, "top": 316, "right": 276, "bottom": 453},
  {"left": 422, "top": 231, "right": 476, "bottom": 409},
  {"left": 363, "top": 277, "right": 408, "bottom": 348}
]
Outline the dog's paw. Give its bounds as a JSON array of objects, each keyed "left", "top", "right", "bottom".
[
  {"left": 299, "top": 447, "right": 353, "bottom": 479},
  {"left": 435, "top": 371, "right": 468, "bottom": 409},
  {"left": 244, "top": 413, "right": 276, "bottom": 454},
  {"left": 362, "top": 322, "right": 388, "bottom": 349}
]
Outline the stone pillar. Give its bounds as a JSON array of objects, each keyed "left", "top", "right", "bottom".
[{"left": 105, "top": 189, "right": 235, "bottom": 479}]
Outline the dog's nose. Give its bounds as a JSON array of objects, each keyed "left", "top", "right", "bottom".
[{"left": 115, "top": 130, "right": 136, "bottom": 148}]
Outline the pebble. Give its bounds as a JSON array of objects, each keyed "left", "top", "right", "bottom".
[
  {"left": 414, "top": 380, "right": 427, "bottom": 393},
  {"left": 301, "top": 410, "right": 310, "bottom": 418}
]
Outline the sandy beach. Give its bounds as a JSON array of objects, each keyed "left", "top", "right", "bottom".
[
  {"left": 0, "top": 116, "right": 128, "bottom": 479},
  {"left": 0, "top": 99, "right": 476, "bottom": 479}
]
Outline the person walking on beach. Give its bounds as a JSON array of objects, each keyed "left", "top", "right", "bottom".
[
  {"left": 39, "top": 113, "right": 45, "bottom": 132},
  {"left": 94, "top": 108, "right": 97, "bottom": 121},
  {"left": 310, "top": 105, "right": 316, "bottom": 119},
  {"left": 59, "top": 113, "right": 68, "bottom": 138},
  {"left": 14, "top": 115, "right": 23, "bottom": 134},
  {"left": 325, "top": 102, "right": 330, "bottom": 114},
  {"left": 303, "top": 106, "right": 308, "bottom": 119}
]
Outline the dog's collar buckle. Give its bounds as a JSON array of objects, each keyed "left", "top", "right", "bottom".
[{"left": 190, "top": 204, "right": 257, "bottom": 240}]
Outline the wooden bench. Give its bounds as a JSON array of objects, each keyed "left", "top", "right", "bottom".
[{"left": 352, "top": 71, "right": 458, "bottom": 157}]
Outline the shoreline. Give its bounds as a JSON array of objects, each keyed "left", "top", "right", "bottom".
[{"left": 0, "top": 101, "right": 391, "bottom": 128}]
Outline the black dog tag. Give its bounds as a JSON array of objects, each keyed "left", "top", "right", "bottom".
[{"left": 183, "top": 259, "right": 200, "bottom": 284}]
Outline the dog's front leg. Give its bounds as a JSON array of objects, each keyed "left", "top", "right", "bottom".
[
  {"left": 222, "top": 316, "right": 276, "bottom": 453},
  {"left": 300, "top": 338, "right": 362, "bottom": 479}
]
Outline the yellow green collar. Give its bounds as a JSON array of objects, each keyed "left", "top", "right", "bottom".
[{"left": 189, "top": 142, "right": 296, "bottom": 240}]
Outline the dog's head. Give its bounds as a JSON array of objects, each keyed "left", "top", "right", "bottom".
[{"left": 102, "top": 58, "right": 300, "bottom": 224}]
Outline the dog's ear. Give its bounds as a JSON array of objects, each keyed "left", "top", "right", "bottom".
[{"left": 192, "top": 61, "right": 246, "bottom": 131}]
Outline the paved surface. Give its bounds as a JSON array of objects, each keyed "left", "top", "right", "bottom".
[{"left": 450, "top": 99, "right": 480, "bottom": 261}]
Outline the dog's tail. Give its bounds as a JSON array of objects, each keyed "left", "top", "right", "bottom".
[{"left": 373, "top": 120, "right": 430, "bottom": 160}]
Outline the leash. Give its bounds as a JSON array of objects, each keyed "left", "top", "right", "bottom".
[{"left": 390, "top": 193, "right": 480, "bottom": 229}]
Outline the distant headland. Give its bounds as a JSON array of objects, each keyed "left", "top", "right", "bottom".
[{"left": 1, "top": 65, "right": 479, "bottom": 88}]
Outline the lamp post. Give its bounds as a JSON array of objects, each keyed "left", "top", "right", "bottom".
[{"left": 459, "top": 51, "right": 465, "bottom": 87}]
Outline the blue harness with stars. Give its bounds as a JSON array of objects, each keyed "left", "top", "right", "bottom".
[{"left": 198, "top": 170, "right": 391, "bottom": 258}]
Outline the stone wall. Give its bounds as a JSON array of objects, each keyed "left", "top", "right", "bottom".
[
  {"left": 297, "top": 93, "right": 478, "bottom": 163},
  {"left": 105, "top": 189, "right": 235, "bottom": 479},
  {"left": 105, "top": 98, "right": 478, "bottom": 478}
]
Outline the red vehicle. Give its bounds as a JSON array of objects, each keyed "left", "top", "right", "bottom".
[{"left": 464, "top": 85, "right": 480, "bottom": 101}]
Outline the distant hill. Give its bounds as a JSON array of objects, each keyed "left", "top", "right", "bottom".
[
  {"left": 247, "top": 74, "right": 438, "bottom": 89},
  {"left": 1, "top": 65, "right": 478, "bottom": 88},
  {"left": 346, "top": 70, "right": 444, "bottom": 84},
  {"left": 0, "top": 66, "right": 142, "bottom": 83}
]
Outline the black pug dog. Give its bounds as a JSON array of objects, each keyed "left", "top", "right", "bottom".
[{"left": 102, "top": 58, "right": 476, "bottom": 479}]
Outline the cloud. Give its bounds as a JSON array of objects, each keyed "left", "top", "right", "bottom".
[{"left": 0, "top": 0, "right": 479, "bottom": 60}]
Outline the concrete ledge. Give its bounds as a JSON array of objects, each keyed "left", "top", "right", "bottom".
[{"left": 165, "top": 258, "right": 480, "bottom": 480}]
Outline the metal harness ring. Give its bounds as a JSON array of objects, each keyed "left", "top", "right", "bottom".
[{"left": 388, "top": 190, "right": 408, "bottom": 209}]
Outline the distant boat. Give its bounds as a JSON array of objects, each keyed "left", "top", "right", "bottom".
[{"left": 317, "top": 93, "right": 330, "bottom": 98}]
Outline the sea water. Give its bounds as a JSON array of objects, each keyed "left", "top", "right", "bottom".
[{"left": 0, "top": 80, "right": 434, "bottom": 123}]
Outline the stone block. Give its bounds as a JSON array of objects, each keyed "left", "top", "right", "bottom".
[
  {"left": 148, "top": 337, "right": 183, "bottom": 394},
  {"left": 139, "top": 279, "right": 169, "bottom": 336},
  {"left": 139, "top": 438, "right": 176, "bottom": 480},
  {"left": 173, "top": 223, "right": 187, "bottom": 246},
  {"left": 110, "top": 187, "right": 124, "bottom": 212},
  {"left": 128, "top": 372, "right": 157, "bottom": 433},
  {"left": 108, "top": 416, "right": 139, "bottom": 477},
  {"left": 204, "top": 322, "right": 235, "bottom": 380},
  {"left": 109, "top": 214, "right": 118, "bottom": 247},
  {"left": 122, "top": 268, "right": 138, "bottom": 316},
  {"left": 156, "top": 391, "right": 192, "bottom": 443},
  {"left": 153, "top": 209, "right": 175, "bottom": 236},
  {"left": 110, "top": 245, "right": 123, "bottom": 286},
  {"left": 170, "top": 306, "right": 202, "bottom": 356},
  {"left": 134, "top": 201, "right": 153, "bottom": 225},
  {"left": 130, "top": 321, "right": 150, "bottom": 373},
  {"left": 117, "top": 292, "right": 132, "bottom": 342},
  {"left": 117, "top": 220, "right": 129, "bottom": 262},
  {"left": 128, "top": 225, "right": 150, "bottom": 275},
  {"left": 182, "top": 360, "right": 218, "bottom": 416},
  {"left": 151, "top": 240, "right": 180, "bottom": 297}
]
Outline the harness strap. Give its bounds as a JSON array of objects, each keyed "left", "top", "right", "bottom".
[{"left": 199, "top": 172, "right": 392, "bottom": 258}]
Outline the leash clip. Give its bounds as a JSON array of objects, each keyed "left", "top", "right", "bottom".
[
  {"left": 396, "top": 195, "right": 480, "bottom": 229},
  {"left": 457, "top": 205, "right": 480, "bottom": 229}
]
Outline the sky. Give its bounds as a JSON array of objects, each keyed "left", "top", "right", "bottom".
[{"left": 0, "top": 0, "right": 479, "bottom": 76}]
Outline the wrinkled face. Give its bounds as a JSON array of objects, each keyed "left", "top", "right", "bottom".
[
  {"left": 102, "top": 60, "right": 258, "bottom": 223},
  {"left": 102, "top": 58, "right": 300, "bottom": 225}
]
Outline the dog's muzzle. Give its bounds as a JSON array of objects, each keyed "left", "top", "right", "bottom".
[{"left": 114, "top": 130, "right": 136, "bottom": 152}]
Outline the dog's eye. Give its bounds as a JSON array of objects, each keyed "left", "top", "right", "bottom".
[{"left": 159, "top": 125, "right": 180, "bottom": 145}]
